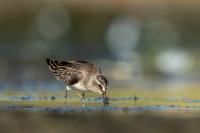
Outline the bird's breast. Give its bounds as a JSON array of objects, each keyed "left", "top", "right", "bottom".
[{"left": 71, "top": 82, "right": 88, "bottom": 91}]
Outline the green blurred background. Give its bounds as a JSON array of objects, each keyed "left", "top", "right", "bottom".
[
  {"left": 0, "top": 1, "right": 200, "bottom": 133},
  {"left": 0, "top": 0, "right": 199, "bottom": 92}
]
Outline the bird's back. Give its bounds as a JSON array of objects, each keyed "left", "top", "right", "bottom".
[
  {"left": 71, "top": 60, "right": 101, "bottom": 74},
  {"left": 46, "top": 58, "right": 101, "bottom": 85}
]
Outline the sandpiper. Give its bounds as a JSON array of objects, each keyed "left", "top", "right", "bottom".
[{"left": 46, "top": 58, "right": 109, "bottom": 107}]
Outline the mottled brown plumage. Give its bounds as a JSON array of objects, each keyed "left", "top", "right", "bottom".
[{"left": 46, "top": 58, "right": 109, "bottom": 106}]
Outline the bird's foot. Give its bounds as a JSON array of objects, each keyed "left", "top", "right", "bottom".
[{"left": 103, "top": 96, "right": 109, "bottom": 107}]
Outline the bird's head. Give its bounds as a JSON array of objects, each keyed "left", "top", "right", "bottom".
[
  {"left": 90, "top": 75, "right": 108, "bottom": 94},
  {"left": 96, "top": 74, "right": 108, "bottom": 94},
  {"left": 90, "top": 74, "right": 109, "bottom": 106}
]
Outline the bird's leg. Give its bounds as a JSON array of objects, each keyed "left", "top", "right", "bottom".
[
  {"left": 65, "top": 89, "right": 68, "bottom": 104},
  {"left": 65, "top": 86, "right": 70, "bottom": 104},
  {"left": 81, "top": 92, "right": 85, "bottom": 108},
  {"left": 76, "top": 91, "right": 85, "bottom": 108},
  {"left": 102, "top": 93, "right": 109, "bottom": 107}
]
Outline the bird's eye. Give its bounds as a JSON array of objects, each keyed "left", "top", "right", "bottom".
[{"left": 98, "top": 84, "right": 102, "bottom": 89}]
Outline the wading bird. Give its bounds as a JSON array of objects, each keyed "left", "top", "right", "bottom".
[{"left": 46, "top": 58, "right": 109, "bottom": 107}]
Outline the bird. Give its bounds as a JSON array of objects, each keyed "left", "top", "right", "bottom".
[{"left": 46, "top": 58, "right": 109, "bottom": 107}]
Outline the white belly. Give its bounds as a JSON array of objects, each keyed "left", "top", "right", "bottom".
[
  {"left": 65, "top": 86, "right": 72, "bottom": 91},
  {"left": 71, "top": 83, "right": 88, "bottom": 91}
]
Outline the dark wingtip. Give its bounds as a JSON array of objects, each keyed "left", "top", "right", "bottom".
[{"left": 46, "top": 58, "right": 50, "bottom": 65}]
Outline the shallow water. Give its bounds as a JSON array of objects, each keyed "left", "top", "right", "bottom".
[
  {"left": 0, "top": 105, "right": 197, "bottom": 113},
  {"left": 1, "top": 95, "right": 200, "bottom": 113}
]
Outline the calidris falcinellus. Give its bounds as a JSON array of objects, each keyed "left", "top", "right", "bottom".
[{"left": 46, "top": 58, "right": 109, "bottom": 107}]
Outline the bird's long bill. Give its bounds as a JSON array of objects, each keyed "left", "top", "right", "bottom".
[{"left": 102, "top": 93, "right": 109, "bottom": 106}]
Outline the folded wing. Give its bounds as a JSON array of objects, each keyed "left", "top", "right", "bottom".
[{"left": 46, "top": 58, "right": 83, "bottom": 85}]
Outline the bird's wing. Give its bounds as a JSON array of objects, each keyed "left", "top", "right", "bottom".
[
  {"left": 72, "top": 60, "right": 102, "bottom": 74},
  {"left": 46, "top": 59, "right": 83, "bottom": 85}
]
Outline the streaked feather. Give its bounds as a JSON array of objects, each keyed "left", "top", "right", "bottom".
[{"left": 46, "top": 58, "right": 83, "bottom": 85}]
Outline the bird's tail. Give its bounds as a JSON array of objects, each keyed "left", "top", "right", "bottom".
[{"left": 46, "top": 58, "right": 60, "bottom": 71}]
